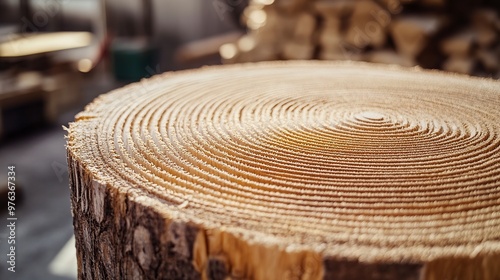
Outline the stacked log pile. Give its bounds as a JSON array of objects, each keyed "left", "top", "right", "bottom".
[{"left": 221, "top": 0, "right": 500, "bottom": 77}]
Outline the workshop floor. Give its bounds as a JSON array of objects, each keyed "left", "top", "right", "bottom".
[{"left": 0, "top": 72, "right": 120, "bottom": 280}]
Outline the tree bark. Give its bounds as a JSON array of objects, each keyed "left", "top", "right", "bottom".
[{"left": 68, "top": 155, "right": 202, "bottom": 280}]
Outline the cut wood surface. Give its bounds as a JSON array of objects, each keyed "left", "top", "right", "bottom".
[{"left": 67, "top": 61, "right": 500, "bottom": 280}]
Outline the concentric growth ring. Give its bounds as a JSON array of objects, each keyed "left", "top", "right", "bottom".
[{"left": 68, "top": 61, "right": 500, "bottom": 279}]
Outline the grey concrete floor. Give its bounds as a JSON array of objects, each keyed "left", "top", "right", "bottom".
[
  {"left": 0, "top": 72, "right": 120, "bottom": 280},
  {"left": 0, "top": 124, "right": 75, "bottom": 280}
]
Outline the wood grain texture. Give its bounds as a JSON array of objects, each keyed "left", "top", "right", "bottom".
[{"left": 67, "top": 61, "right": 500, "bottom": 280}]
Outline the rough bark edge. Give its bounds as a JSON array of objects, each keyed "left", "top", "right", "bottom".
[
  {"left": 323, "top": 258, "right": 422, "bottom": 280},
  {"left": 423, "top": 255, "right": 500, "bottom": 280},
  {"left": 68, "top": 151, "right": 201, "bottom": 280},
  {"left": 322, "top": 253, "right": 500, "bottom": 280},
  {"left": 67, "top": 147, "right": 500, "bottom": 280},
  {"left": 192, "top": 228, "right": 325, "bottom": 280}
]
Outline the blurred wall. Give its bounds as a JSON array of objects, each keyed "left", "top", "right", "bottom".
[
  {"left": 1, "top": 0, "right": 239, "bottom": 42},
  {"left": 0, "top": 0, "right": 240, "bottom": 70},
  {"left": 0, "top": 0, "right": 20, "bottom": 26},
  {"left": 105, "top": 0, "right": 238, "bottom": 41}
]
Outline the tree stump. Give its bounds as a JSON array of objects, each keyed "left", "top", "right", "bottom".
[{"left": 67, "top": 61, "right": 500, "bottom": 280}]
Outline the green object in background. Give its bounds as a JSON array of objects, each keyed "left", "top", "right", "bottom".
[{"left": 111, "top": 38, "right": 158, "bottom": 82}]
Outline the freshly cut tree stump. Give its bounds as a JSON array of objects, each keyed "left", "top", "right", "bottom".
[{"left": 67, "top": 61, "right": 500, "bottom": 280}]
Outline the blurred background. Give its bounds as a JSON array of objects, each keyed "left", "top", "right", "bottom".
[{"left": 0, "top": 0, "right": 498, "bottom": 279}]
